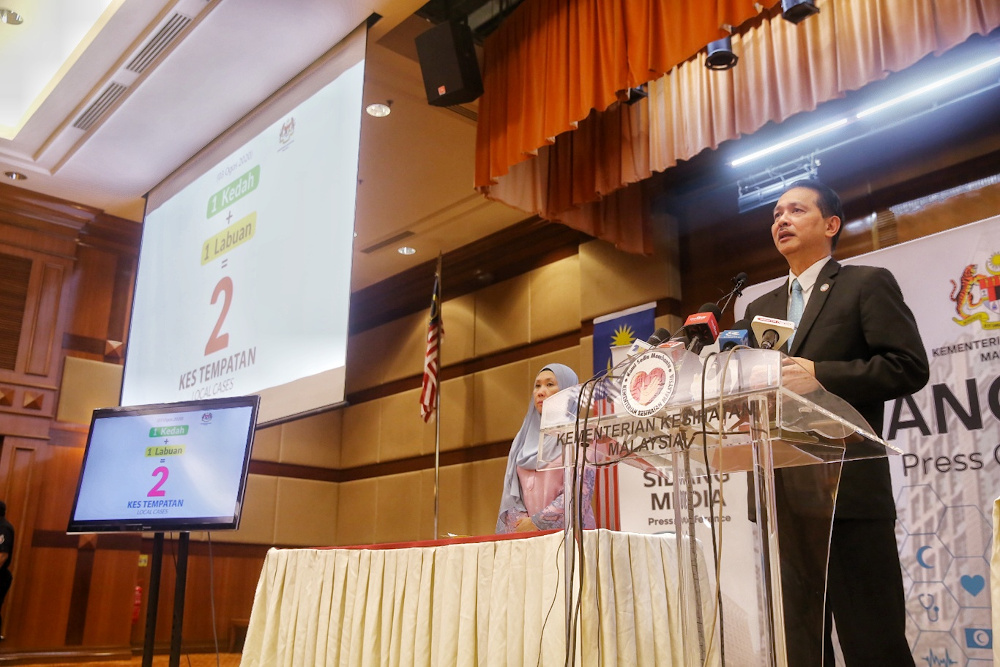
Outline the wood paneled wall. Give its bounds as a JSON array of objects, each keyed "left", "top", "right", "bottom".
[{"left": 0, "top": 182, "right": 143, "bottom": 658}]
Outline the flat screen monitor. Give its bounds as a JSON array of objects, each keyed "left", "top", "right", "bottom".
[{"left": 67, "top": 395, "right": 260, "bottom": 534}]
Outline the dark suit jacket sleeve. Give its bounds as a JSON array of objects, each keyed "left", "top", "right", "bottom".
[{"left": 809, "top": 267, "right": 928, "bottom": 406}]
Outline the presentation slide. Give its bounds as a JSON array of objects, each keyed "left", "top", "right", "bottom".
[
  {"left": 122, "top": 29, "right": 366, "bottom": 424},
  {"left": 69, "top": 401, "right": 257, "bottom": 530}
]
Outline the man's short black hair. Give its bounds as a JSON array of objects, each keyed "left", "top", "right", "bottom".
[
  {"left": 784, "top": 179, "right": 844, "bottom": 250},
  {"left": 0, "top": 501, "right": 6, "bottom": 517}
]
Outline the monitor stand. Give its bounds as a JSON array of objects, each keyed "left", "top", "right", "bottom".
[{"left": 142, "top": 532, "right": 190, "bottom": 667}]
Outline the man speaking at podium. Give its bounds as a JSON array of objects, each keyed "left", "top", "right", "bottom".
[{"left": 743, "top": 180, "right": 928, "bottom": 666}]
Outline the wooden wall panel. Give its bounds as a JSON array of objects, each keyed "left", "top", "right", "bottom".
[
  {"left": 897, "top": 181, "right": 1000, "bottom": 241},
  {"left": 0, "top": 253, "right": 31, "bottom": 371},
  {"left": 24, "top": 261, "right": 65, "bottom": 378},
  {"left": 0, "top": 440, "right": 39, "bottom": 643},
  {"left": 82, "top": 546, "right": 142, "bottom": 646},
  {"left": 132, "top": 539, "right": 267, "bottom": 649},
  {"left": 32, "top": 436, "right": 85, "bottom": 531},
  {"left": 13, "top": 547, "right": 76, "bottom": 648},
  {"left": 0, "top": 247, "right": 73, "bottom": 433},
  {"left": 62, "top": 247, "right": 118, "bottom": 348},
  {"left": 679, "top": 217, "right": 784, "bottom": 327}
]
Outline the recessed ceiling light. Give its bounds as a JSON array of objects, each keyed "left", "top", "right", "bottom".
[
  {"left": 4, "top": 171, "right": 27, "bottom": 181},
  {"left": 366, "top": 101, "right": 392, "bottom": 118},
  {"left": 397, "top": 246, "right": 416, "bottom": 255},
  {"left": 0, "top": 8, "right": 23, "bottom": 25}
]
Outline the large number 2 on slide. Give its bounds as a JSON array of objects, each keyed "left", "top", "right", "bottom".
[
  {"left": 205, "top": 276, "right": 233, "bottom": 355},
  {"left": 148, "top": 466, "right": 169, "bottom": 497}
]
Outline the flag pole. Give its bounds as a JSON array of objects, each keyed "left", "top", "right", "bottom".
[
  {"left": 433, "top": 254, "right": 442, "bottom": 539},
  {"left": 420, "top": 254, "right": 443, "bottom": 539}
]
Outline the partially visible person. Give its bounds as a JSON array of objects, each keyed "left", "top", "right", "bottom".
[
  {"left": 0, "top": 501, "right": 13, "bottom": 641},
  {"left": 496, "top": 364, "right": 596, "bottom": 533}
]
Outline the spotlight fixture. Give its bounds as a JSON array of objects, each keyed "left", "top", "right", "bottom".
[
  {"left": 4, "top": 171, "right": 27, "bottom": 181},
  {"left": 365, "top": 100, "right": 392, "bottom": 118},
  {"left": 397, "top": 246, "right": 416, "bottom": 256},
  {"left": 781, "top": 0, "right": 820, "bottom": 24},
  {"left": 737, "top": 154, "right": 820, "bottom": 213},
  {"left": 705, "top": 37, "right": 738, "bottom": 70},
  {"left": 0, "top": 8, "right": 23, "bottom": 25}
]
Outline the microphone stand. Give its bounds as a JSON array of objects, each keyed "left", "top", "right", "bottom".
[{"left": 717, "top": 274, "right": 748, "bottom": 317}]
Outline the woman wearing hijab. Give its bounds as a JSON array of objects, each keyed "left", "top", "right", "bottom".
[{"left": 496, "top": 363, "right": 597, "bottom": 533}]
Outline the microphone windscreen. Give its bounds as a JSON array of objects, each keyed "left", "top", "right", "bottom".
[
  {"left": 685, "top": 304, "right": 722, "bottom": 343},
  {"left": 646, "top": 327, "right": 671, "bottom": 346},
  {"left": 718, "top": 328, "right": 749, "bottom": 351},
  {"left": 750, "top": 315, "right": 795, "bottom": 350},
  {"left": 699, "top": 302, "right": 723, "bottom": 321},
  {"left": 730, "top": 318, "right": 757, "bottom": 347}
]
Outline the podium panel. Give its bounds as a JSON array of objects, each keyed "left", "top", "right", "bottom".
[{"left": 536, "top": 346, "right": 896, "bottom": 667}]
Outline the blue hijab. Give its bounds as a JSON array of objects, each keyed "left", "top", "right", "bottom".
[{"left": 496, "top": 363, "right": 578, "bottom": 531}]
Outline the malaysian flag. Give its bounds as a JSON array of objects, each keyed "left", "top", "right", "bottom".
[{"left": 419, "top": 265, "right": 443, "bottom": 422}]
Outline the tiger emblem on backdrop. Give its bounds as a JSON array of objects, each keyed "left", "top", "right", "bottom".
[{"left": 952, "top": 256, "right": 1000, "bottom": 329}]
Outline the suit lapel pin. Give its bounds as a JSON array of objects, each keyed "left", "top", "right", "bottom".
[{"left": 820, "top": 283, "right": 830, "bottom": 292}]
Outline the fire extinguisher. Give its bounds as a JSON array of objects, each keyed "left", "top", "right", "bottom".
[{"left": 132, "top": 585, "right": 142, "bottom": 623}]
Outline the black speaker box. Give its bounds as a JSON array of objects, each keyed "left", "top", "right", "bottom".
[{"left": 415, "top": 20, "right": 483, "bottom": 107}]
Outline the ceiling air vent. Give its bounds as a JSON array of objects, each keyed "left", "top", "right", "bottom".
[
  {"left": 361, "top": 231, "right": 415, "bottom": 254},
  {"left": 125, "top": 12, "right": 192, "bottom": 74},
  {"left": 72, "top": 82, "right": 128, "bottom": 131}
]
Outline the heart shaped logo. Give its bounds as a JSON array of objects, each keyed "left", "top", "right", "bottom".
[
  {"left": 961, "top": 574, "right": 985, "bottom": 597},
  {"left": 620, "top": 350, "right": 676, "bottom": 418},
  {"left": 630, "top": 368, "right": 666, "bottom": 405}
]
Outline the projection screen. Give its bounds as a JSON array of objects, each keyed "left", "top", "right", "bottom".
[{"left": 122, "top": 25, "right": 366, "bottom": 425}]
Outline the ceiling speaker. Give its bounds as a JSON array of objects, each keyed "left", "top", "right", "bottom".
[{"left": 415, "top": 20, "right": 484, "bottom": 107}]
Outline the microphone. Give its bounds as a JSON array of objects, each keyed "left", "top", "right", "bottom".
[
  {"left": 718, "top": 272, "right": 750, "bottom": 315},
  {"left": 670, "top": 303, "right": 722, "bottom": 354},
  {"left": 732, "top": 272, "right": 749, "bottom": 293},
  {"left": 647, "top": 327, "right": 671, "bottom": 346},
  {"left": 624, "top": 327, "right": 669, "bottom": 359},
  {"left": 718, "top": 318, "right": 756, "bottom": 351},
  {"left": 751, "top": 315, "right": 795, "bottom": 350}
]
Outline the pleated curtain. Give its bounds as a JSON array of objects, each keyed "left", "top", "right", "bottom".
[{"left": 474, "top": 0, "right": 1000, "bottom": 254}]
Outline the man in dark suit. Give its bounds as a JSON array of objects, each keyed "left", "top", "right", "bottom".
[{"left": 743, "top": 180, "right": 928, "bottom": 666}]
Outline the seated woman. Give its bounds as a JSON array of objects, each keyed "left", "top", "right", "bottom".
[{"left": 496, "top": 363, "right": 596, "bottom": 533}]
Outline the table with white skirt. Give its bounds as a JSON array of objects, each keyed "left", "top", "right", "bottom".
[{"left": 240, "top": 528, "right": 714, "bottom": 666}]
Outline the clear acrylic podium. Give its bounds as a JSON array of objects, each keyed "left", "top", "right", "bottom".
[{"left": 537, "top": 346, "right": 899, "bottom": 666}]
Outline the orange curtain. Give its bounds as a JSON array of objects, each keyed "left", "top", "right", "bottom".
[
  {"left": 476, "top": 0, "right": 1000, "bottom": 254},
  {"left": 474, "top": 0, "right": 780, "bottom": 189}
]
